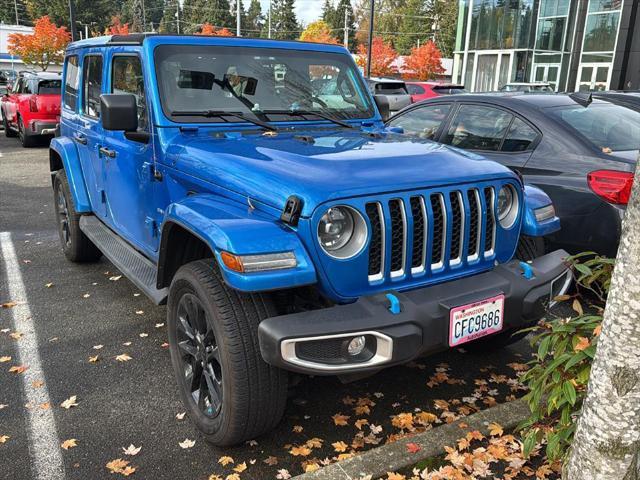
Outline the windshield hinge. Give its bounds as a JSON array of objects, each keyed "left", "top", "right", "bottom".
[{"left": 280, "top": 195, "right": 303, "bottom": 227}]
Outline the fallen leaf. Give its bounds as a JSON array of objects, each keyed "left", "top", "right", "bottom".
[
  {"left": 133, "top": 293, "right": 141, "bottom": 297},
  {"left": 218, "top": 456, "right": 234, "bottom": 466},
  {"left": 0, "top": 404, "right": 7, "bottom": 410},
  {"left": 332, "top": 441, "right": 348, "bottom": 453},
  {"left": 370, "top": 424, "right": 383, "bottom": 435},
  {"left": 1, "top": 301, "right": 18, "bottom": 308},
  {"left": 263, "top": 456, "right": 278, "bottom": 466},
  {"left": 292, "top": 425, "right": 303, "bottom": 433},
  {"left": 332, "top": 413, "right": 350, "bottom": 426},
  {"left": 135, "top": 311, "right": 144, "bottom": 315},
  {"left": 289, "top": 445, "right": 312, "bottom": 456},
  {"left": 39, "top": 402, "right": 51, "bottom": 410},
  {"left": 305, "top": 438, "right": 323, "bottom": 449},
  {"left": 106, "top": 458, "right": 136, "bottom": 476},
  {"left": 139, "top": 333, "right": 148, "bottom": 338},
  {"left": 122, "top": 444, "right": 141, "bottom": 456},
  {"left": 304, "top": 463, "right": 320, "bottom": 473},
  {"left": 355, "top": 419, "right": 369, "bottom": 430},
  {"left": 275, "top": 469, "right": 291, "bottom": 479},
  {"left": 233, "top": 462, "right": 247, "bottom": 473},
  {"left": 0, "top": 435, "right": 9, "bottom": 443},
  {"left": 208, "top": 476, "right": 223, "bottom": 480},
  {"left": 116, "top": 354, "right": 132, "bottom": 362},
  {"left": 89, "top": 355, "right": 99, "bottom": 363},
  {"left": 160, "top": 343, "right": 169, "bottom": 348},
  {"left": 386, "top": 473, "right": 405, "bottom": 480},
  {"left": 406, "top": 442, "right": 421, "bottom": 453},
  {"left": 246, "top": 440, "right": 258, "bottom": 446},
  {"left": 31, "top": 380, "right": 44, "bottom": 388},
  {"left": 225, "top": 474, "right": 240, "bottom": 480},
  {"left": 122, "top": 342, "right": 132, "bottom": 347},
  {"left": 45, "top": 283, "right": 54, "bottom": 288},
  {"left": 109, "top": 275, "right": 122, "bottom": 281},
  {"left": 93, "top": 345, "right": 104, "bottom": 350},
  {"left": 0, "top": 356, "right": 11, "bottom": 363},
  {"left": 9, "top": 332, "right": 23, "bottom": 340},
  {"left": 61, "top": 439, "right": 78, "bottom": 450},
  {"left": 488, "top": 422, "right": 503, "bottom": 437},
  {"left": 179, "top": 438, "right": 195, "bottom": 449},
  {"left": 83, "top": 293, "right": 90, "bottom": 298},
  {"left": 572, "top": 299, "right": 584, "bottom": 316},
  {"left": 9, "top": 365, "right": 27, "bottom": 374},
  {"left": 574, "top": 336, "right": 590, "bottom": 352},
  {"left": 593, "top": 325, "right": 602, "bottom": 336},
  {"left": 155, "top": 323, "right": 164, "bottom": 328},
  {"left": 60, "top": 396, "right": 78, "bottom": 409},
  {"left": 176, "top": 412, "right": 186, "bottom": 420}
]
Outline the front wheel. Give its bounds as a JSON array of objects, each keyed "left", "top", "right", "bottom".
[{"left": 167, "top": 260, "right": 288, "bottom": 446}]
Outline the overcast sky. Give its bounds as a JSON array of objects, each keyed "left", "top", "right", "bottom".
[{"left": 258, "top": 0, "right": 324, "bottom": 28}]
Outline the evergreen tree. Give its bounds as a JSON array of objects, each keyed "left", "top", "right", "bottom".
[
  {"left": 159, "top": 0, "right": 180, "bottom": 33},
  {"left": 321, "top": 0, "right": 337, "bottom": 31},
  {"left": 230, "top": 0, "right": 247, "bottom": 34},
  {"left": 395, "top": 0, "right": 427, "bottom": 55},
  {"left": 121, "top": 0, "right": 165, "bottom": 31},
  {"left": 25, "top": 0, "right": 119, "bottom": 33},
  {"left": 333, "top": 0, "right": 356, "bottom": 49},
  {"left": 427, "top": 0, "right": 458, "bottom": 57},
  {"left": 270, "top": 0, "right": 298, "bottom": 40},
  {"left": 183, "top": 0, "right": 234, "bottom": 33},
  {"left": 180, "top": 0, "right": 198, "bottom": 32},
  {"left": 1, "top": 0, "right": 31, "bottom": 26},
  {"left": 245, "top": 0, "right": 263, "bottom": 37}
]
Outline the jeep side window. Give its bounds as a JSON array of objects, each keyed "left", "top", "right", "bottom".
[
  {"left": 63, "top": 55, "right": 79, "bottom": 110},
  {"left": 82, "top": 55, "right": 103, "bottom": 118},
  {"left": 111, "top": 55, "right": 148, "bottom": 131},
  {"left": 443, "top": 105, "right": 514, "bottom": 151},
  {"left": 387, "top": 104, "right": 451, "bottom": 139}
]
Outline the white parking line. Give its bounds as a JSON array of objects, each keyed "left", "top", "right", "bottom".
[{"left": 1, "top": 232, "right": 65, "bottom": 480}]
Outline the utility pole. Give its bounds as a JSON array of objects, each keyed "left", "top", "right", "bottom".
[
  {"left": 343, "top": 9, "right": 348, "bottom": 49},
  {"left": 13, "top": 0, "right": 18, "bottom": 24},
  {"left": 236, "top": 0, "right": 241, "bottom": 36},
  {"left": 68, "top": 0, "right": 78, "bottom": 41},
  {"left": 176, "top": 1, "right": 180, "bottom": 34},
  {"left": 366, "top": 0, "right": 374, "bottom": 78},
  {"left": 268, "top": 0, "right": 271, "bottom": 39},
  {"left": 142, "top": 0, "right": 147, "bottom": 32}
]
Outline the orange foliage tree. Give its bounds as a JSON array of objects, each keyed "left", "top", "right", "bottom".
[
  {"left": 197, "top": 23, "right": 234, "bottom": 36},
  {"left": 299, "top": 20, "right": 339, "bottom": 44},
  {"left": 7, "top": 16, "right": 70, "bottom": 71},
  {"left": 403, "top": 41, "right": 445, "bottom": 81},
  {"left": 356, "top": 37, "right": 399, "bottom": 77},
  {"left": 107, "top": 16, "right": 130, "bottom": 35}
]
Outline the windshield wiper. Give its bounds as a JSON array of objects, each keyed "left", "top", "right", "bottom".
[
  {"left": 263, "top": 109, "right": 355, "bottom": 129},
  {"left": 170, "top": 110, "right": 278, "bottom": 132}
]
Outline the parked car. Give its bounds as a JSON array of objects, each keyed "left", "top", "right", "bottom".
[
  {"left": 386, "top": 94, "right": 640, "bottom": 257},
  {"left": 50, "top": 34, "right": 570, "bottom": 446},
  {"left": 499, "top": 83, "right": 554, "bottom": 93},
  {"left": 1, "top": 71, "right": 62, "bottom": 147},
  {"left": 366, "top": 77, "right": 412, "bottom": 115},
  {"left": 593, "top": 91, "right": 640, "bottom": 109},
  {"left": 0, "top": 69, "right": 17, "bottom": 87},
  {"left": 405, "top": 81, "right": 467, "bottom": 102}
]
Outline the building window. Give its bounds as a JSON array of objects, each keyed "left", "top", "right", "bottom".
[
  {"left": 536, "top": 17, "right": 566, "bottom": 51},
  {"left": 539, "top": 0, "right": 570, "bottom": 17},
  {"left": 582, "top": 12, "right": 620, "bottom": 52}
]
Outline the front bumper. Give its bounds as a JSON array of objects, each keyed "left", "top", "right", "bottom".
[{"left": 258, "top": 249, "right": 571, "bottom": 375}]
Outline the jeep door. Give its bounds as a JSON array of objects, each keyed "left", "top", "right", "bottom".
[
  {"left": 76, "top": 52, "right": 107, "bottom": 217},
  {"left": 101, "top": 50, "right": 157, "bottom": 254}
]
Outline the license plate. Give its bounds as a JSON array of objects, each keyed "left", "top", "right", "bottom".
[{"left": 449, "top": 294, "right": 504, "bottom": 347}]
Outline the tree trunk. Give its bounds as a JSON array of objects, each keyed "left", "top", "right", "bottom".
[{"left": 564, "top": 159, "right": 640, "bottom": 479}]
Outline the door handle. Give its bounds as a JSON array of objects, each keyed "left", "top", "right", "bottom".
[
  {"left": 73, "top": 134, "right": 87, "bottom": 145},
  {"left": 99, "top": 146, "right": 116, "bottom": 158}
]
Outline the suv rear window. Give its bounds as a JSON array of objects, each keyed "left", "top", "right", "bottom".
[
  {"left": 550, "top": 103, "right": 640, "bottom": 152},
  {"left": 38, "top": 79, "right": 61, "bottom": 94},
  {"left": 374, "top": 82, "right": 408, "bottom": 95}
]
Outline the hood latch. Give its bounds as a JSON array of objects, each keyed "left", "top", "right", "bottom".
[{"left": 280, "top": 196, "right": 303, "bottom": 227}]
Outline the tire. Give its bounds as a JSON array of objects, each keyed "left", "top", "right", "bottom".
[
  {"left": 53, "top": 170, "right": 102, "bottom": 262},
  {"left": 167, "top": 259, "right": 288, "bottom": 446},
  {"left": 515, "top": 235, "right": 545, "bottom": 262},
  {"left": 3, "top": 113, "right": 16, "bottom": 137},
  {"left": 18, "top": 116, "right": 36, "bottom": 147}
]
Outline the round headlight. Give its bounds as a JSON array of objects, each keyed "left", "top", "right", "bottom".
[
  {"left": 318, "top": 206, "right": 367, "bottom": 259},
  {"left": 497, "top": 185, "right": 519, "bottom": 229}
]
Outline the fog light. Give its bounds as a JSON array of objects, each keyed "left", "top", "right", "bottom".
[{"left": 347, "top": 336, "right": 366, "bottom": 356}]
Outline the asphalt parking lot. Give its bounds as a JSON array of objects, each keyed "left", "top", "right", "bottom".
[{"left": 1, "top": 133, "right": 542, "bottom": 480}]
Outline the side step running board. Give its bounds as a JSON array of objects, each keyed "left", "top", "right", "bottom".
[{"left": 79, "top": 216, "right": 168, "bottom": 305}]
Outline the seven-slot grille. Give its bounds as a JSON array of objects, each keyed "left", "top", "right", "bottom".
[{"left": 366, "top": 187, "right": 496, "bottom": 282}]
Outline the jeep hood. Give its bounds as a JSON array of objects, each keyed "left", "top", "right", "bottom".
[{"left": 166, "top": 129, "right": 517, "bottom": 217}]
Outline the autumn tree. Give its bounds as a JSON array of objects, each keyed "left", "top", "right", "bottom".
[
  {"left": 107, "top": 16, "right": 130, "bottom": 35},
  {"left": 299, "top": 20, "right": 339, "bottom": 44},
  {"left": 564, "top": 158, "right": 640, "bottom": 478},
  {"left": 8, "top": 16, "right": 70, "bottom": 71},
  {"left": 356, "top": 36, "right": 399, "bottom": 77},
  {"left": 197, "top": 23, "right": 234, "bottom": 36},
  {"left": 403, "top": 40, "right": 445, "bottom": 80}
]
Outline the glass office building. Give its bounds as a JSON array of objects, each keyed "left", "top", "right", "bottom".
[{"left": 452, "top": 0, "right": 640, "bottom": 92}]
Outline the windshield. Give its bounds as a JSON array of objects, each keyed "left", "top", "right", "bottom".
[
  {"left": 154, "top": 45, "right": 374, "bottom": 123},
  {"left": 550, "top": 103, "right": 640, "bottom": 152}
]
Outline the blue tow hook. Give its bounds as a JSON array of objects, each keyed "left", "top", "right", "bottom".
[
  {"left": 386, "top": 293, "right": 401, "bottom": 315},
  {"left": 519, "top": 261, "right": 534, "bottom": 279}
]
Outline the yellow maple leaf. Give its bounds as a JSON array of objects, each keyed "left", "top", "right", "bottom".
[
  {"left": 488, "top": 422, "right": 503, "bottom": 437},
  {"left": 354, "top": 418, "right": 369, "bottom": 430},
  {"left": 116, "top": 353, "right": 133, "bottom": 362},
  {"left": 415, "top": 411, "right": 438, "bottom": 426},
  {"left": 218, "top": 456, "right": 234, "bottom": 466},
  {"left": 208, "top": 475, "right": 223, "bottom": 480},
  {"left": 332, "top": 413, "right": 350, "bottom": 426},
  {"left": 332, "top": 441, "right": 348, "bottom": 453},
  {"left": 305, "top": 437, "right": 323, "bottom": 449},
  {"left": 391, "top": 412, "right": 414, "bottom": 431},
  {"left": 225, "top": 474, "right": 240, "bottom": 480},
  {"left": 304, "top": 463, "right": 320, "bottom": 473},
  {"left": 233, "top": 462, "right": 247, "bottom": 473},
  {"left": 289, "top": 445, "right": 312, "bottom": 456},
  {"left": 8, "top": 365, "right": 27, "bottom": 374},
  {"left": 292, "top": 425, "right": 303, "bottom": 433},
  {"left": 0, "top": 356, "right": 11, "bottom": 363},
  {"left": 61, "top": 439, "right": 78, "bottom": 450},
  {"left": 386, "top": 472, "right": 406, "bottom": 480},
  {"left": 60, "top": 396, "right": 78, "bottom": 409},
  {"left": 0, "top": 435, "right": 9, "bottom": 443}
]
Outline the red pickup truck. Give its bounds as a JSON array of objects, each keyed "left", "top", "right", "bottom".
[{"left": 1, "top": 71, "right": 61, "bottom": 147}]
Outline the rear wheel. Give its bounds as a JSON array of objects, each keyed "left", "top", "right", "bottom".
[
  {"left": 18, "top": 116, "right": 36, "bottom": 147},
  {"left": 167, "top": 259, "right": 288, "bottom": 446},
  {"left": 53, "top": 170, "right": 102, "bottom": 262}
]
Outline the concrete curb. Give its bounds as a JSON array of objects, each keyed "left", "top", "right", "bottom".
[{"left": 293, "top": 398, "right": 530, "bottom": 480}]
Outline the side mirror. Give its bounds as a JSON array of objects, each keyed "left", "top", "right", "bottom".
[
  {"left": 100, "top": 94, "right": 138, "bottom": 132},
  {"left": 374, "top": 94, "right": 390, "bottom": 121}
]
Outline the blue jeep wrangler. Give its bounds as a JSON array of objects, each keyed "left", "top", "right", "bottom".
[{"left": 50, "top": 34, "right": 570, "bottom": 446}]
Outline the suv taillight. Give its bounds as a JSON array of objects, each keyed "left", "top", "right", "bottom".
[
  {"left": 587, "top": 169, "right": 634, "bottom": 205},
  {"left": 29, "top": 97, "right": 38, "bottom": 112}
]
